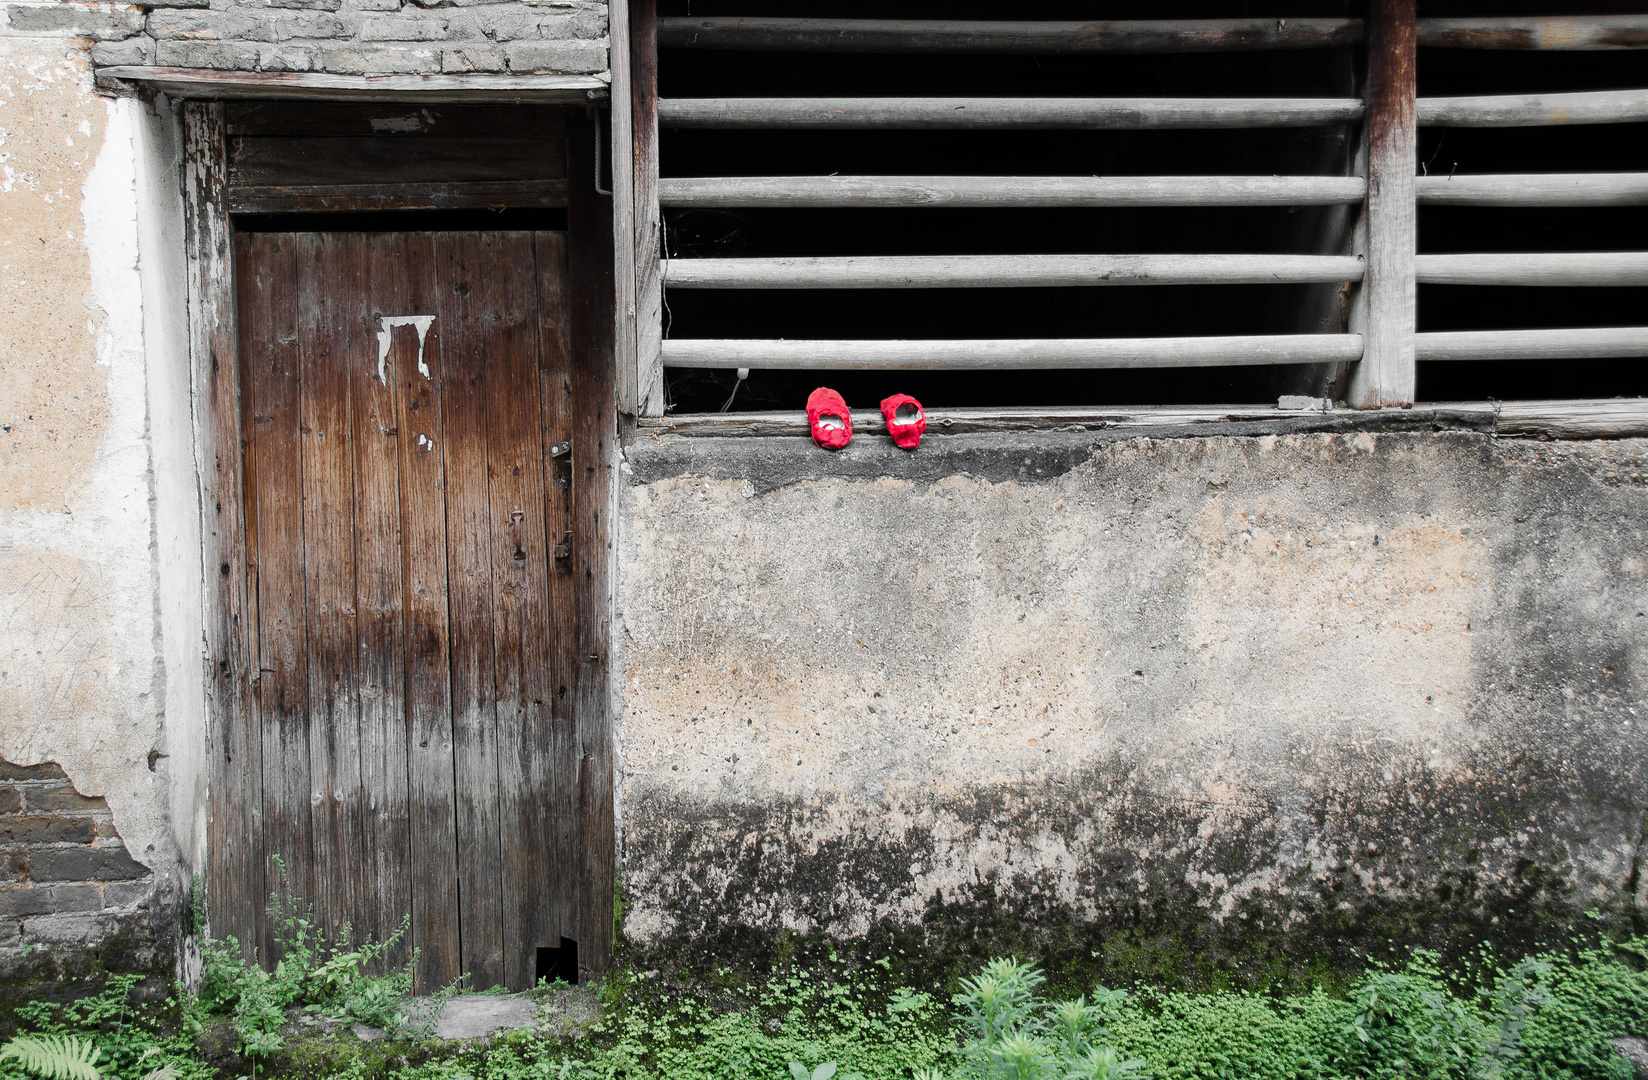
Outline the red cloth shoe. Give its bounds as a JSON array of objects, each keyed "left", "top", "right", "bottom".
[
  {"left": 880, "top": 394, "right": 926, "bottom": 450},
  {"left": 807, "top": 388, "right": 853, "bottom": 450}
]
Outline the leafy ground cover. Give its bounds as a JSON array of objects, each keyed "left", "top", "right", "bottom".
[{"left": 3, "top": 881, "right": 1647, "bottom": 1080}]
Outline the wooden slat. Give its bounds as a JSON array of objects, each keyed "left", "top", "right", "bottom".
[
  {"left": 294, "top": 233, "right": 364, "bottom": 948},
  {"left": 227, "top": 181, "right": 568, "bottom": 216},
  {"left": 1348, "top": 0, "right": 1417, "bottom": 408},
  {"left": 661, "top": 334, "right": 1364, "bottom": 370},
  {"left": 96, "top": 66, "right": 607, "bottom": 104},
  {"left": 227, "top": 103, "right": 567, "bottom": 138},
  {"left": 1416, "top": 326, "right": 1648, "bottom": 361},
  {"left": 381, "top": 232, "right": 461, "bottom": 994},
  {"left": 433, "top": 232, "right": 506, "bottom": 991},
  {"left": 566, "top": 114, "right": 617, "bottom": 980},
  {"left": 230, "top": 137, "right": 566, "bottom": 189},
  {"left": 480, "top": 232, "right": 556, "bottom": 992},
  {"left": 1418, "top": 89, "right": 1648, "bottom": 127},
  {"left": 664, "top": 253, "right": 1365, "bottom": 289},
  {"left": 658, "top": 174, "right": 1368, "bottom": 209},
  {"left": 633, "top": 0, "right": 666, "bottom": 418},
  {"left": 239, "top": 232, "right": 314, "bottom": 957},
  {"left": 345, "top": 232, "right": 411, "bottom": 971},
  {"left": 611, "top": 0, "right": 638, "bottom": 420},
  {"left": 1418, "top": 17, "right": 1648, "bottom": 51},
  {"left": 657, "top": 17, "right": 1365, "bottom": 53},
  {"left": 1416, "top": 252, "right": 1648, "bottom": 286},
  {"left": 658, "top": 97, "right": 1365, "bottom": 129},
  {"left": 1416, "top": 172, "right": 1648, "bottom": 206},
  {"left": 532, "top": 231, "right": 578, "bottom": 971},
  {"left": 637, "top": 399, "right": 1648, "bottom": 440},
  {"left": 191, "top": 102, "right": 264, "bottom": 960}
]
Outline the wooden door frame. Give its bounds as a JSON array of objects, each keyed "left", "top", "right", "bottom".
[{"left": 184, "top": 99, "right": 617, "bottom": 981}]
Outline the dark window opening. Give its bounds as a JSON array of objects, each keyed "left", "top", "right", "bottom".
[{"left": 536, "top": 938, "right": 580, "bottom": 986}]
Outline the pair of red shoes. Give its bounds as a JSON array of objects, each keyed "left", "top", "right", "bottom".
[{"left": 807, "top": 388, "right": 926, "bottom": 451}]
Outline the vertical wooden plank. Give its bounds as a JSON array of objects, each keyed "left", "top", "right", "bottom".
[
  {"left": 610, "top": 0, "right": 637, "bottom": 417},
  {"left": 631, "top": 0, "right": 665, "bottom": 417},
  {"left": 534, "top": 231, "right": 579, "bottom": 973},
  {"left": 192, "top": 102, "right": 264, "bottom": 961},
  {"left": 239, "top": 232, "right": 314, "bottom": 956},
  {"left": 380, "top": 232, "right": 462, "bottom": 992},
  {"left": 346, "top": 232, "right": 412, "bottom": 970},
  {"left": 295, "top": 233, "right": 365, "bottom": 947},
  {"left": 1349, "top": 0, "right": 1417, "bottom": 407},
  {"left": 433, "top": 232, "right": 506, "bottom": 990},
  {"left": 479, "top": 232, "right": 558, "bottom": 991},
  {"left": 568, "top": 114, "right": 618, "bottom": 979}
]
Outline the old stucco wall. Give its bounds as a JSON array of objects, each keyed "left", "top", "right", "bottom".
[
  {"left": 617, "top": 431, "right": 1648, "bottom": 987},
  {"left": 1, "top": 31, "right": 194, "bottom": 1003}
]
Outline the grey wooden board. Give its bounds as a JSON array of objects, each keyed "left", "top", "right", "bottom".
[
  {"left": 663, "top": 253, "right": 1366, "bottom": 289},
  {"left": 661, "top": 334, "right": 1365, "bottom": 370},
  {"left": 1416, "top": 172, "right": 1648, "bottom": 206},
  {"left": 658, "top": 174, "right": 1368, "bottom": 208},
  {"left": 1416, "top": 252, "right": 1648, "bottom": 286},
  {"left": 1417, "top": 17, "right": 1648, "bottom": 50},
  {"left": 657, "top": 17, "right": 1364, "bottom": 53},
  {"left": 1418, "top": 88, "right": 1648, "bottom": 127},
  {"left": 96, "top": 67, "right": 607, "bottom": 103},
  {"left": 658, "top": 97, "right": 1365, "bottom": 129},
  {"left": 1416, "top": 327, "right": 1648, "bottom": 361}
]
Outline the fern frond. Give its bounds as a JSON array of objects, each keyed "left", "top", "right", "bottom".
[
  {"left": 141, "top": 1065, "right": 182, "bottom": 1080},
  {"left": 0, "top": 1034, "right": 104, "bottom": 1080}
]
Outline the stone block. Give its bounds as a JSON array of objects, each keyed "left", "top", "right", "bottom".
[
  {"left": 454, "top": 7, "right": 533, "bottom": 41},
  {"left": 0, "top": 788, "right": 19, "bottom": 816},
  {"left": 503, "top": 39, "right": 605, "bottom": 73},
  {"left": 256, "top": 43, "right": 317, "bottom": 70},
  {"left": 313, "top": 42, "right": 442, "bottom": 74},
  {"left": 29, "top": 847, "right": 150, "bottom": 883},
  {"left": 269, "top": 10, "right": 350, "bottom": 40},
  {"left": 146, "top": 0, "right": 211, "bottom": 7},
  {"left": 0, "top": 761, "right": 65, "bottom": 782},
  {"left": 440, "top": 45, "right": 505, "bottom": 72},
  {"left": 2, "top": 4, "right": 146, "bottom": 39},
  {"left": 1, "top": 852, "right": 26, "bottom": 882},
  {"left": 349, "top": 0, "right": 403, "bottom": 10},
  {"left": 360, "top": 15, "right": 446, "bottom": 40},
  {"left": 268, "top": 0, "right": 342, "bottom": 9},
  {"left": 155, "top": 39, "right": 266, "bottom": 69},
  {"left": 101, "top": 881, "right": 154, "bottom": 910},
  {"left": 535, "top": 10, "right": 606, "bottom": 39},
  {"left": 148, "top": 9, "right": 277, "bottom": 42},
  {"left": 91, "top": 36, "right": 158, "bottom": 66},
  {"left": 0, "top": 920, "right": 18, "bottom": 946},
  {"left": 24, "top": 784, "right": 104, "bottom": 814},
  {"left": 0, "top": 884, "right": 100, "bottom": 918},
  {"left": 1, "top": 816, "right": 95, "bottom": 845},
  {"left": 19, "top": 912, "right": 120, "bottom": 946}
]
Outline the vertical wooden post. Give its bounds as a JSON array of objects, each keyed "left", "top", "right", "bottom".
[
  {"left": 187, "top": 101, "right": 264, "bottom": 961},
  {"left": 609, "top": 0, "right": 637, "bottom": 417},
  {"left": 1349, "top": 0, "right": 1417, "bottom": 407},
  {"left": 632, "top": 0, "right": 665, "bottom": 417}
]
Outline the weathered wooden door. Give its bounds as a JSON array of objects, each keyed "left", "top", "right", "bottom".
[{"left": 234, "top": 230, "right": 576, "bottom": 992}]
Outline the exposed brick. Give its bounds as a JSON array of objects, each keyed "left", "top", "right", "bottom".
[
  {"left": 29, "top": 847, "right": 150, "bottom": 883},
  {"left": 256, "top": 43, "right": 318, "bottom": 70},
  {"left": 2, "top": 4, "right": 145, "bottom": 39},
  {"left": 101, "top": 881, "right": 154, "bottom": 909},
  {"left": 0, "top": 761, "right": 65, "bottom": 782},
  {"left": 23, "top": 784, "right": 105, "bottom": 814},
  {"left": 503, "top": 39, "right": 604, "bottom": 73},
  {"left": 91, "top": 36, "right": 157, "bottom": 65},
  {"left": 1, "top": 816, "right": 95, "bottom": 845},
  {"left": 0, "top": 884, "right": 101, "bottom": 918},
  {"left": 147, "top": 9, "right": 276, "bottom": 42},
  {"left": 2, "top": 852, "right": 26, "bottom": 882},
  {"left": 155, "top": 39, "right": 266, "bottom": 68},
  {"left": 0, "top": 921, "right": 18, "bottom": 946},
  {"left": 535, "top": 10, "right": 605, "bottom": 38},
  {"left": 269, "top": 10, "right": 351, "bottom": 40},
  {"left": 313, "top": 42, "right": 442, "bottom": 74},
  {"left": 360, "top": 15, "right": 445, "bottom": 40},
  {"left": 19, "top": 912, "right": 122, "bottom": 945},
  {"left": 441, "top": 45, "right": 504, "bottom": 72},
  {"left": 0, "top": 788, "right": 19, "bottom": 816},
  {"left": 93, "top": 817, "right": 120, "bottom": 839}
]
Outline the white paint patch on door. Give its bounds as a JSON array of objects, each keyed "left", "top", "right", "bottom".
[{"left": 375, "top": 315, "right": 436, "bottom": 384}]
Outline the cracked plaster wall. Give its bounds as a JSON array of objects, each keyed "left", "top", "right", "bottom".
[{"left": 617, "top": 431, "right": 1648, "bottom": 982}]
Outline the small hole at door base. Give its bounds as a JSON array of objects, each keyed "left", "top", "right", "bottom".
[{"left": 535, "top": 937, "right": 579, "bottom": 986}]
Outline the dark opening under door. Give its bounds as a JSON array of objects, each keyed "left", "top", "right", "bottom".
[{"left": 234, "top": 230, "right": 576, "bottom": 992}]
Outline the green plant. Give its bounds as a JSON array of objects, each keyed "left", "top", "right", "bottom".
[{"left": 0, "top": 1036, "right": 103, "bottom": 1080}]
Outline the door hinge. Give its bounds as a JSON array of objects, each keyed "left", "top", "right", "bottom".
[{"left": 553, "top": 531, "right": 573, "bottom": 567}]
